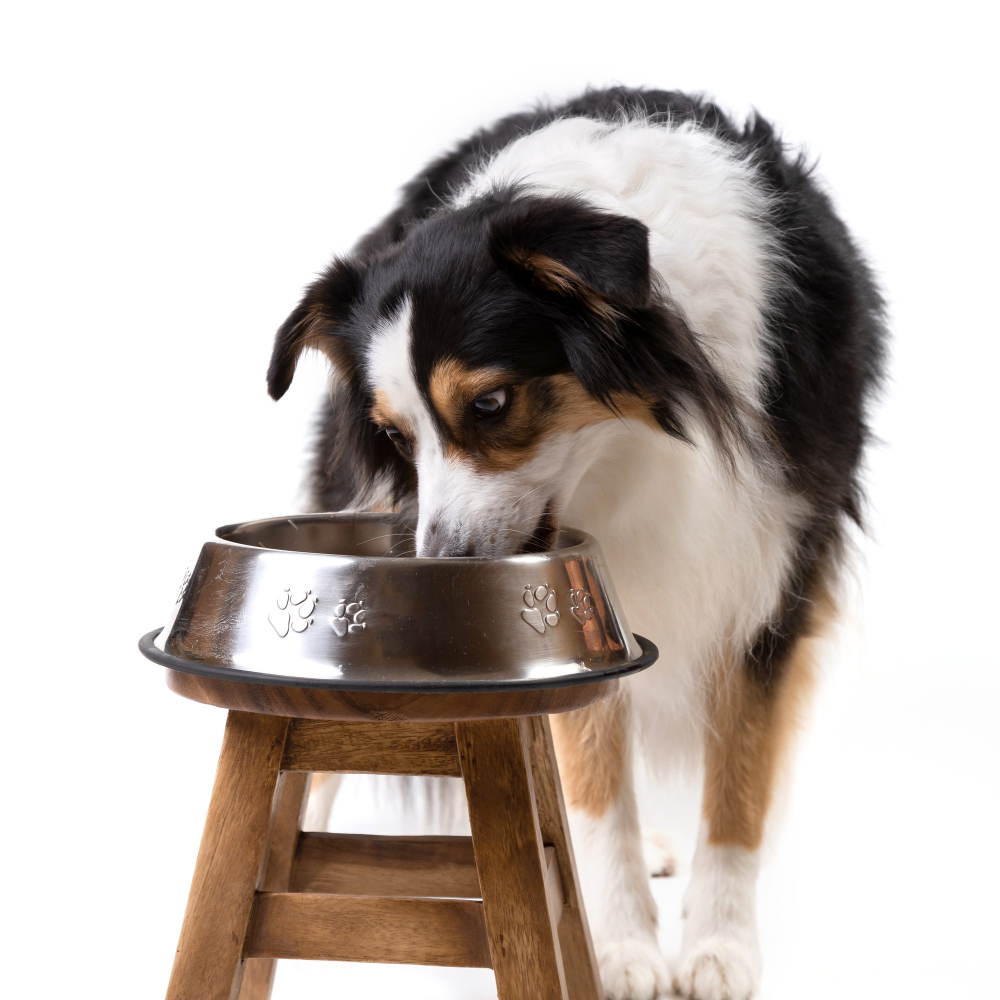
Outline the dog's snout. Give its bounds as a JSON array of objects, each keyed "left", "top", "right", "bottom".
[{"left": 418, "top": 524, "right": 474, "bottom": 558}]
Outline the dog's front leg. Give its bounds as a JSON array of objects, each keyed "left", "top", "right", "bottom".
[
  {"left": 551, "top": 691, "right": 669, "bottom": 1000},
  {"left": 677, "top": 636, "right": 816, "bottom": 1000}
]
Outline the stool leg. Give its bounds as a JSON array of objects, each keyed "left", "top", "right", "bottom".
[
  {"left": 167, "top": 712, "right": 290, "bottom": 1000},
  {"left": 457, "top": 718, "right": 568, "bottom": 1000},
  {"left": 238, "top": 771, "right": 311, "bottom": 1000},
  {"left": 527, "top": 716, "right": 604, "bottom": 1000}
]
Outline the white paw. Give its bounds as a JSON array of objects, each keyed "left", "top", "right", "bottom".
[
  {"left": 597, "top": 938, "right": 671, "bottom": 1000},
  {"left": 642, "top": 827, "right": 677, "bottom": 877},
  {"left": 674, "top": 937, "right": 759, "bottom": 1000}
]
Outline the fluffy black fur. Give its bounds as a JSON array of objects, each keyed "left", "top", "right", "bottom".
[{"left": 270, "top": 86, "right": 887, "bottom": 681}]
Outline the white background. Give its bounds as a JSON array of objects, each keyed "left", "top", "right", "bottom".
[{"left": 2, "top": 2, "right": 997, "bottom": 997}]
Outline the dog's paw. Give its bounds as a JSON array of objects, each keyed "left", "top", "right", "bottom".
[
  {"left": 642, "top": 827, "right": 677, "bottom": 877},
  {"left": 674, "top": 937, "right": 759, "bottom": 1000},
  {"left": 597, "top": 938, "right": 671, "bottom": 1000}
]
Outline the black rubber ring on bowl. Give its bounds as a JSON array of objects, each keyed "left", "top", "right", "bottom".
[{"left": 137, "top": 628, "right": 658, "bottom": 694}]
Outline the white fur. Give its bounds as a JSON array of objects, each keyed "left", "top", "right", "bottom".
[
  {"left": 676, "top": 829, "right": 762, "bottom": 1000},
  {"left": 565, "top": 418, "right": 804, "bottom": 764},
  {"left": 360, "top": 118, "right": 803, "bottom": 999},
  {"left": 365, "top": 299, "right": 426, "bottom": 427},
  {"left": 568, "top": 734, "right": 670, "bottom": 1000},
  {"left": 454, "top": 116, "right": 779, "bottom": 407},
  {"left": 598, "top": 938, "right": 673, "bottom": 1000}
]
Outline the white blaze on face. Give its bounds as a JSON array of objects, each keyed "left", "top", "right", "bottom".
[
  {"left": 365, "top": 300, "right": 428, "bottom": 439},
  {"left": 365, "top": 299, "right": 591, "bottom": 556}
]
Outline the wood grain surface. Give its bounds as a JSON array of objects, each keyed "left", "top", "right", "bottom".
[
  {"left": 290, "top": 832, "right": 481, "bottom": 897},
  {"left": 166, "top": 711, "right": 289, "bottom": 1000},
  {"left": 457, "top": 717, "right": 569, "bottom": 1000},
  {"left": 237, "top": 771, "right": 311, "bottom": 1000},
  {"left": 528, "top": 715, "right": 604, "bottom": 1000},
  {"left": 245, "top": 892, "right": 492, "bottom": 967},
  {"left": 281, "top": 719, "right": 462, "bottom": 775},
  {"left": 167, "top": 668, "right": 617, "bottom": 720}
]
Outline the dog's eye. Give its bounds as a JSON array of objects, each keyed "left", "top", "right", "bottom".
[
  {"left": 471, "top": 388, "right": 509, "bottom": 418},
  {"left": 384, "top": 427, "right": 412, "bottom": 458}
]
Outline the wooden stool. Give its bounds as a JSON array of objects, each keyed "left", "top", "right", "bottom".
[{"left": 162, "top": 669, "right": 611, "bottom": 1000}]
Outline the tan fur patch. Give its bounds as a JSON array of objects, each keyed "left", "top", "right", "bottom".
[
  {"left": 426, "top": 359, "right": 655, "bottom": 474},
  {"left": 504, "top": 250, "right": 621, "bottom": 327},
  {"left": 428, "top": 359, "right": 515, "bottom": 439},
  {"left": 294, "top": 305, "right": 353, "bottom": 372},
  {"left": 544, "top": 373, "right": 657, "bottom": 435},
  {"left": 701, "top": 588, "right": 835, "bottom": 850},
  {"left": 369, "top": 388, "right": 414, "bottom": 439},
  {"left": 549, "top": 690, "right": 629, "bottom": 817}
]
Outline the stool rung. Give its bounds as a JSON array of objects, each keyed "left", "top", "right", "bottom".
[
  {"left": 290, "top": 832, "right": 481, "bottom": 897},
  {"left": 245, "top": 892, "right": 492, "bottom": 967},
  {"left": 281, "top": 719, "right": 461, "bottom": 775},
  {"left": 288, "top": 833, "right": 563, "bottom": 916}
]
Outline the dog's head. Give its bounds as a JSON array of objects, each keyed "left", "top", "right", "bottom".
[{"left": 269, "top": 191, "right": 736, "bottom": 556}]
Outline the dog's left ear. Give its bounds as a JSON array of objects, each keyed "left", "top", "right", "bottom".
[
  {"left": 267, "top": 257, "right": 364, "bottom": 400},
  {"left": 490, "top": 197, "right": 651, "bottom": 317}
]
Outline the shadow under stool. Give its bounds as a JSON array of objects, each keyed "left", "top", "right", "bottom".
[{"left": 150, "top": 653, "right": 619, "bottom": 1000}]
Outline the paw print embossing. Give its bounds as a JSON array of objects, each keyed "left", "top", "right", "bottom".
[
  {"left": 522, "top": 584, "right": 560, "bottom": 634},
  {"left": 330, "top": 598, "right": 366, "bottom": 637},
  {"left": 570, "top": 588, "right": 595, "bottom": 624},
  {"left": 268, "top": 588, "right": 316, "bottom": 637}
]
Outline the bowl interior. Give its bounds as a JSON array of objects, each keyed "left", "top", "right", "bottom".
[{"left": 217, "top": 513, "right": 585, "bottom": 561}]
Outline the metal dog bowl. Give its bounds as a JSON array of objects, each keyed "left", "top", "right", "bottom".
[{"left": 139, "top": 512, "right": 656, "bottom": 691}]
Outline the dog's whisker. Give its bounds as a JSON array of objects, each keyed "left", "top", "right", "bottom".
[{"left": 513, "top": 482, "right": 553, "bottom": 507}]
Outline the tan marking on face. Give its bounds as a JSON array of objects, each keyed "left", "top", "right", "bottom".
[
  {"left": 426, "top": 360, "right": 657, "bottom": 474},
  {"left": 543, "top": 373, "right": 659, "bottom": 435},
  {"left": 428, "top": 359, "right": 514, "bottom": 438},
  {"left": 549, "top": 689, "right": 630, "bottom": 817},
  {"left": 370, "top": 388, "right": 414, "bottom": 439},
  {"left": 701, "top": 581, "right": 836, "bottom": 851}
]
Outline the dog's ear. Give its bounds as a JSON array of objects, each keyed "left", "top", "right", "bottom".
[
  {"left": 267, "top": 257, "right": 364, "bottom": 400},
  {"left": 490, "top": 197, "right": 651, "bottom": 321}
]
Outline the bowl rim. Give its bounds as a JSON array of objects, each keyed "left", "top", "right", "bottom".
[
  {"left": 138, "top": 628, "right": 658, "bottom": 693},
  {"left": 213, "top": 511, "right": 595, "bottom": 564}
]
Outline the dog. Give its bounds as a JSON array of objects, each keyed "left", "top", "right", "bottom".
[{"left": 267, "top": 87, "right": 886, "bottom": 1000}]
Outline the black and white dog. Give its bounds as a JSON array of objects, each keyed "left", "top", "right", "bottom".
[{"left": 268, "top": 87, "right": 885, "bottom": 1000}]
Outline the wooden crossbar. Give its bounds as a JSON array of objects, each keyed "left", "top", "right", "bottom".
[
  {"left": 290, "top": 832, "right": 481, "bottom": 897},
  {"left": 281, "top": 719, "right": 461, "bottom": 775},
  {"left": 288, "top": 832, "right": 562, "bottom": 907},
  {"left": 245, "top": 892, "right": 492, "bottom": 967}
]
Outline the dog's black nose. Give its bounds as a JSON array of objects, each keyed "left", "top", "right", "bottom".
[{"left": 419, "top": 528, "right": 476, "bottom": 558}]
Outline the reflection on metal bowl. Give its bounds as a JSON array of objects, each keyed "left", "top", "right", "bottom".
[{"left": 142, "top": 512, "right": 656, "bottom": 691}]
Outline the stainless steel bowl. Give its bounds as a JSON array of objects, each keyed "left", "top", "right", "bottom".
[{"left": 141, "top": 512, "right": 655, "bottom": 691}]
